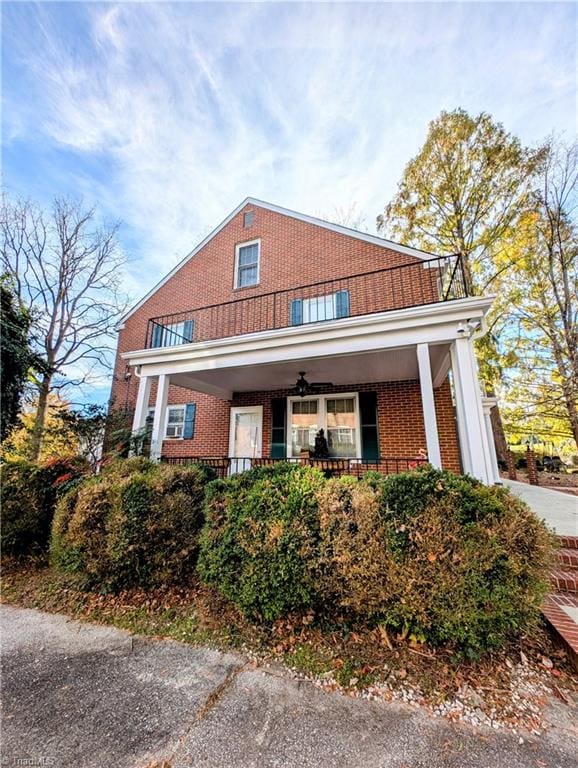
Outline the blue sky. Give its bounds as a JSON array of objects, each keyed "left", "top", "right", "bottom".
[{"left": 2, "top": 1, "right": 576, "bottom": 402}]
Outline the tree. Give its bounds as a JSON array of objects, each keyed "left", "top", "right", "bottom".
[
  {"left": 497, "top": 139, "right": 578, "bottom": 445},
  {"left": 377, "top": 109, "right": 544, "bottom": 460},
  {"left": 1, "top": 393, "right": 79, "bottom": 463},
  {"left": 59, "top": 403, "right": 107, "bottom": 471},
  {"left": 377, "top": 109, "right": 541, "bottom": 295},
  {"left": 0, "top": 276, "right": 44, "bottom": 440},
  {"left": 1, "top": 196, "right": 127, "bottom": 461},
  {"left": 319, "top": 202, "right": 369, "bottom": 232}
]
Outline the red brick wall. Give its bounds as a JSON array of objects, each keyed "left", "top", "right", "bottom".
[
  {"left": 111, "top": 202, "right": 460, "bottom": 472},
  {"left": 158, "top": 378, "right": 461, "bottom": 473},
  {"left": 111, "top": 203, "right": 435, "bottom": 413}
]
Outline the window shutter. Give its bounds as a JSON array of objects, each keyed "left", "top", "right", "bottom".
[
  {"left": 183, "top": 403, "right": 196, "bottom": 439},
  {"left": 335, "top": 289, "right": 350, "bottom": 319},
  {"left": 290, "top": 299, "right": 303, "bottom": 326},
  {"left": 151, "top": 323, "right": 164, "bottom": 348},
  {"left": 182, "top": 319, "right": 194, "bottom": 343},
  {"left": 270, "top": 398, "right": 287, "bottom": 458},
  {"left": 359, "top": 391, "right": 379, "bottom": 461}
]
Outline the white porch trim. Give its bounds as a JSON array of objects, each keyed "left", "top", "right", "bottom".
[
  {"left": 121, "top": 297, "right": 495, "bottom": 382},
  {"left": 416, "top": 343, "right": 442, "bottom": 469},
  {"left": 450, "top": 337, "right": 493, "bottom": 484},
  {"left": 150, "top": 374, "right": 170, "bottom": 461},
  {"left": 132, "top": 374, "right": 152, "bottom": 433}
]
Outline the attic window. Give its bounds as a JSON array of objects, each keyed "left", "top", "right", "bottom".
[{"left": 243, "top": 211, "right": 254, "bottom": 228}]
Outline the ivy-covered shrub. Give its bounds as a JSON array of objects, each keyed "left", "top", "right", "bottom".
[
  {"left": 1, "top": 457, "right": 87, "bottom": 556},
  {"left": 197, "top": 463, "right": 325, "bottom": 620},
  {"left": 318, "top": 467, "right": 554, "bottom": 654},
  {"left": 50, "top": 459, "right": 212, "bottom": 590}
]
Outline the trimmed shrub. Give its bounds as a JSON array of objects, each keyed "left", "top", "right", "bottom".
[
  {"left": 50, "top": 460, "right": 212, "bottom": 590},
  {"left": 197, "top": 463, "right": 325, "bottom": 620},
  {"left": 1, "top": 457, "right": 87, "bottom": 556},
  {"left": 318, "top": 469, "right": 554, "bottom": 654}
]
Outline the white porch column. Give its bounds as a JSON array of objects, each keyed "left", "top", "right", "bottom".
[
  {"left": 482, "top": 397, "right": 501, "bottom": 484},
  {"left": 132, "top": 374, "right": 152, "bottom": 433},
  {"left": 450, "top": 337, "right": 493, "bottom": 483},
  {"left": 416, "top": 343, "right": 442, "bottom": 469},
  {"left": 150, "top": 374, "right": 170, "bottom": 462}
]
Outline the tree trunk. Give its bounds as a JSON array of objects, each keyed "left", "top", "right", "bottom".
[
  {"left": 29, "top": 373, "right": 51, "bottom": 462},
  {"left": 489, "top": 400, "right": 508, "bottom": 464},
  {"left": 563, "top": 383, "right": 578, "bottom": 447}
]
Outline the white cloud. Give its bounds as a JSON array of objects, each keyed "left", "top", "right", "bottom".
[{"left": 3, "top": 1, "right": 576, "bottom": 306}]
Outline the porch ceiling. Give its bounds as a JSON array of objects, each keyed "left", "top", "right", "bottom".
[{"left": 169, "top": 343, "right": 451, "bottom": 397}]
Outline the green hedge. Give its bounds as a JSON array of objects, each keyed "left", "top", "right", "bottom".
[
  {"left": 317, "top": 467, "right": 554, "bottom": 654},
  {"left": 197, "top": 463, "right": 325, "bottom": 620},
  {"left": 1, "top": 457, "right": 86, "bottom": 556},
  {"left": 46, "top": 458, "right": 553, "bottom": 654},
  {"left": 198, "top": 464, "right": 554, "bottom": 654},
  {"left": 50, "top": 459, "right": 213, "bottom": 590}
]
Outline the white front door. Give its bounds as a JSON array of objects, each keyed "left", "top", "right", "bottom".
[{"left": 229, "top": 406, "right": 263, "bottom": 473}]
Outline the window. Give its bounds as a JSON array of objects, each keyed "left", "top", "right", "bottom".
[
  {"left": 243, "top": 211, "right": 254, "bottom": 228},
  {"left": 235, "top": 240, "right": 260, "bottom": 288},
  {"left": 151, "top": 319, "right": 194, "bottom": 347},
  {"left": 146, "top": 403, "right": 196, "bottom": 440},
  {"left": 290, "top": 399, "right": 319, "bottom": 457},
  {"left": 325, "top": 397, "right": 357, "bottom": 457},
  {"left": 289, "top": 395, "right": 359, "bottom": 458},
  {"left": 165, "top": 406, "right": 185, "bottom": 438},
  {"left": 290, "top": 289, "right": 349, "bottom": 326}
]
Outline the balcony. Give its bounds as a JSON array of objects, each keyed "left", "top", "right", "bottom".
[{"left": 145, "top": 254, "right": 467, "bottom": 348}]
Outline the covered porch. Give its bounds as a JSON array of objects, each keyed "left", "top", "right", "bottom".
[{"left": 122, "top": 296, "right": 499, "bottom": 484}]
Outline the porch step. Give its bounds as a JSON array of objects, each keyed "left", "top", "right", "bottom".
[
  {"left": 558, "top": 548, "right": 578, "bottom": 570},
  {"left": 549, "top": 568, "right": 578, "bottom": 594},
  {"left": 542, "top": 593, "right": 578, "bottom": 672},
  {"left": 558, "top": 535, "right": 578, "bottom": 550}
]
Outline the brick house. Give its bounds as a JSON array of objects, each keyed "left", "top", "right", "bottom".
[{"left": 111, "top": 198, "right": 499, "bottom": 483}]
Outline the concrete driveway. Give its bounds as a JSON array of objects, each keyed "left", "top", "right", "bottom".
[{"left": 1, "top": 605, "right": 577, "bottom": 768}]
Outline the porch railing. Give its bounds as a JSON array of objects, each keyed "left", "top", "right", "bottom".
[
  {"left": 160, "top": 455, "right": 429, "bottom": 478},
  {"left": 145, "top": 254, "right": 467, "bottom": 348}
]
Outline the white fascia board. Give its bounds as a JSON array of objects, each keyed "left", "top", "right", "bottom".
[
  {"left": 122, "top": 296, "right": 494, "bottom": 376},
  {"left": 117, "top": 197, "right": 443, "bottom": 329}
]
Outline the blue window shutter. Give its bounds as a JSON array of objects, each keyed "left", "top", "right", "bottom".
[
  {"left": 183, "top": 403, "right": 196, "bottom": 439},
  {"left": 290, "top": 298, "right": 303, "bottom": 326},
  {"left": 151, "top": 323, "right": 164, "bottom": 348},
  {"left": 182, "top": 319, "right": 194, "bottom": 343},
  {"left": 335, "top": 289, "right": 350, "bottom": 318}
]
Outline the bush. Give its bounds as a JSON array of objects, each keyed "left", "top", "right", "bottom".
[
  {"left": 50, "top": 459, "right": 212, "bottom": 590},
  {"left": 318, "top": 467, "right": 554, "bottom": 654},
  {"left": 197, "top": 463, "right": 325, "bottom": 620},
  {"left": 1, "top": 457, "right": 86, "bottom": 556}
]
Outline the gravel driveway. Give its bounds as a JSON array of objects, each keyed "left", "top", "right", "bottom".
[{"left": 1, "top": 605, "right": 577, "bottom": 768}]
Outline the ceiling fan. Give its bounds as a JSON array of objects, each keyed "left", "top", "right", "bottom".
[{"left": 293, "top": 371, "right": 334, "bottom": 398}]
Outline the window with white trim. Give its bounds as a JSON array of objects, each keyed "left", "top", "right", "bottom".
[
  {"left": 165, "top": 405, "right": 186, "bottom": 438},
  {"left": 289, "top": 395, "right": 359, "bottom": 458},
  {"left": 235, "top": 240, "right": 260, "bottom": 288},
  {"left": 289, "top": 289, "right": 350, "bottom": 326},
  {"left": 325, "top": 397, "right": 357, "bottom": 457},
  {"left": 146, "top": 405, "right": 186, "bottom": 439},
  {"left": 151, "top": 319, "right": 194, "bottom": 347}
]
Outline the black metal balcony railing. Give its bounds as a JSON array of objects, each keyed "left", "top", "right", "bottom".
[
  {"left": 161, "top": 455, "right": 429, "bottom": 479},
  {"left": 146, "top": 254, "right": 467, "bottom": 349}
]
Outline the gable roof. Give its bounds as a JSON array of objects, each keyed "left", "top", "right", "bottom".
[{"left": 117, "top": 197, "right": 436, "bottom": 328}]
